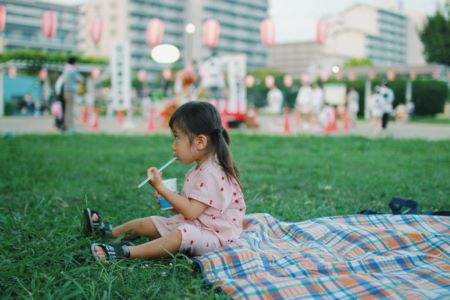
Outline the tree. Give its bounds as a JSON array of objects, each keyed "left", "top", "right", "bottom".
[
  {"left": 419, "top": 9, "right": 450, "bottom": 66},
  {"left": 343, "top": 57, "right": 372, "bottom": 68}
]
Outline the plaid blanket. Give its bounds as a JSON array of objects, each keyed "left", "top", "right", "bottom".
[{"left": 194, "top": 213, "right": 450, "bottom": 299}]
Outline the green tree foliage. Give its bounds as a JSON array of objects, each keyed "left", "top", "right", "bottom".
[
  {"left": 0, "top": 49, "right": 107, "bottom": 65},
  {"left": 419, "top": 9, "right": 450, "bottom": 65},
  {"left": 343, "top": 57, "right": 372, "bottom": 67}
]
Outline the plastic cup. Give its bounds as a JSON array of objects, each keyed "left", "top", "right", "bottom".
[{"left": 158, "top": 178, "right": 177, "bottom": 210}]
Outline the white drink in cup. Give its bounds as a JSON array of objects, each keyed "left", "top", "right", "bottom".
[{"left": 158, "top": 178, "right": 177, "bottom": 210}]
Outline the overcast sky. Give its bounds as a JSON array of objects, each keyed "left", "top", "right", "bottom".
[{"left": 46, "top": 0, "right": 444, "bottom": 42}]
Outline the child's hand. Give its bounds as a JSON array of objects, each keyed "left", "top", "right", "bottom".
[{"left": 147, "top": 167, "right": 163, "bottom": 190}]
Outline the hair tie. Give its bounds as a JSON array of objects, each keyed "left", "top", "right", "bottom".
[{"left": 210, "top": 127, "right": 224, "bottom": 136}]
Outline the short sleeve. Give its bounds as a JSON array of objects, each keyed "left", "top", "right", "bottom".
[{"left": 186, "top": 171, "right": 231, "bottom": 211}]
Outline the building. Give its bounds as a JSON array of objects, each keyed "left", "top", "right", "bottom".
[
  {"left": 270, "top": 0, "right": 428, "bottom": 78},
  {"left": 79, "top": 0, "right": 269, "bottom": 83},
  {"left": 0, "top": 0, "right": 79, "bottom": 53}
]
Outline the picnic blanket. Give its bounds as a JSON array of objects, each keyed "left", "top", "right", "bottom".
[{"left": 194, "top": 213, "right": 450, "bottom": 299}]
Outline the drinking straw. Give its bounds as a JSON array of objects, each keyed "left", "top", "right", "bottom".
[{"left": 137, "top": 157, "right": 177, "bottom": 188}]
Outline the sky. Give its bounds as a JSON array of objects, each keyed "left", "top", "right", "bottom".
[{"left": 46, "top": 0, "right": 445, "bottom": 43}]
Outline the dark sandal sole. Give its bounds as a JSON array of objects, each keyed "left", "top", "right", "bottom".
[{"left": 83, "top": 208, "right": 94, "bottom": 234}]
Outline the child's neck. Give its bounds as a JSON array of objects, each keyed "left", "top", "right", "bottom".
[{"left": 196, "top": 153, "right": 212, "bottom": 166}]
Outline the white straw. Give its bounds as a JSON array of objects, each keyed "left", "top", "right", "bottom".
[{"left": 137, "top": 157, "right": 177, "bottom": 188}]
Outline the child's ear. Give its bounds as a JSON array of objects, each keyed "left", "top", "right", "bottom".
[{"left": 195, "top": 134, "right": 208, "bottom": 150}]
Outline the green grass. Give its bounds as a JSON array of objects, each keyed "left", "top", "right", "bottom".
[
  {"left": 410, "top": 116, "right": 450, "bottom": 125},
  {"left": 1, "top": 134, "right": 449, "bottom": 298}
]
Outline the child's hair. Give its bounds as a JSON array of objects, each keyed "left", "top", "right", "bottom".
[{"left": 169, "top": 101, "right": 241, "bottom": 187}]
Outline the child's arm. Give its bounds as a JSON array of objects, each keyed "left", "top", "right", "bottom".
[{"left": 148, "top": 167, "right": 208, "bottom": 220}]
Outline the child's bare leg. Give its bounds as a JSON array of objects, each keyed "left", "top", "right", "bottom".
[
  {"left": 112, "top": 217, "right": 161, "bottom": 239},
  {"left": 94, "top": 229, "right": 182, "bottom": 260}
]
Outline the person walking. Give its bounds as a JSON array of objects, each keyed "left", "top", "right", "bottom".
[
  {"left": 379, "top": 81, "right": 394, "bottom": 132},
  {"left": 63, "top": 56, "right": 83, "bottom": 132}
]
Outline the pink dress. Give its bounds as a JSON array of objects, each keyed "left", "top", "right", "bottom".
[{"left": 151, "top": 156, "right": 246, "bottom": 256}]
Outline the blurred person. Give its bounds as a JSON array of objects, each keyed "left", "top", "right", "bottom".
[
  {"left": 311, "top": 83, "right": 324, "bottom": 130},
  {"left": 296, "top": 83, "right": 313, "bottom": 130},
  {"left": 63, "top": 56, "right": 83, "bottom": 132},
  {"left": 54, "top": 73, "right": 65, "bottom": 130},
  {"left": 265, "top": 84, "right": 284, "bottom": 131},
  {"left": 379, "top": 81, "right": 394, "bottom": 131},
  {"left": 347, "top": 87, "right": 359, "bottom": 127},
  {"left": 369, "top": 88, "right": 383, "bottom": 134}
]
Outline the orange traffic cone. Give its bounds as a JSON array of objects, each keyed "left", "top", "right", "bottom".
[
  {"left": 294, "top": 109, "right": 300, "bottom": 128},
  {"left": 147, "top": 106, "right": 155, "bottom": 132},
  {"left": 283, "top": 106, "right": 290, "bottom": 134},
  {"left": 91, "top": 108, "right": 99, "bottom": 130},
  {"left": 81, "top": 105, "right": 88, "bottom": 124},
  {"left": 117, "top": 111, "right": 123, "bottom": 124},
  {"left": 324, "top": 108, "right": 337, "bottom": 133},
  {"left": 343, "top": 111, "right": 350, "bottom": 130},
  {"left": 221, "top": 111, "right": 229, "bottom": 129}
]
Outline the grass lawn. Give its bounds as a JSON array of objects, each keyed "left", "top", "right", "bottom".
[{"left": 1, "top": 134, "right": 449, "bottom": 298}]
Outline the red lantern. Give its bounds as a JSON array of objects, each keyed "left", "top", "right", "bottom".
[
  {"left": 137, "top": 70, "right": 147, "bottom": 82},
  {"left": 146, "top": 18, "right": 165, "bottom": 47},
  {"left": 320, "top": 71, "right": 329, "bottom": 82},
  {"left": 300, "top": 74, "right": 309, "bottom": 85},
  {"left": 260, "top": 18, "right": 275, "bottom": 47},
  {"left": 90, "top": 16, "right": 103, "bottom": 45},
  {"left": 387, "top": 70, "right": 396, "bottom": 81},
  {"left": 0, "top": 5, "right": 6, "bottom": 33},
  {"left": 91, "top": 67, "right": 101, "bottom": 79},
  {"left": 41, "top": 11, "right": 57, "bottom": 39},
  {"left": 162, "top": 69, "right": 172, "bottom": 80},
  {"left": 203, "top": 19, "right": 220, "bottom": 48},
  {"left": 245, "top": 75, "right": 255, "bottom": 88},
  {"left": 432, "top": 68, "right": 440, "bottom": 78},
  {"left": 348, "top": 71, "right": 356, "bottom": 81},
  {"left": 8, "top": 66, "right": 16, "bottom": 79},
  {"left": 265, "top": 75, "right": 274, "bottom": 89},
  {"left": 39, "top": 68, "right": 47, "bottom": 81},
  {"left": 283, "top": 75, "right": 293, "bottom": 88},
  {"left": 316, "top": 19, "right": 327, "bottom": 45},
  {"left": 368, "top": 70, "right": 376, "bottom": 80},
  {"left": 335, "top": 72, "right": 343, "bottom": 81},
  {"left": 409, "top": 70, "right": 416, "bottom": 80}
]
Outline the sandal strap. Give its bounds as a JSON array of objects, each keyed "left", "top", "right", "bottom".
[
  {"left": 93, "top": 221, "right": 113, "bottom": 238},
  {"left": 92, "top": 242, "right": 131, "bottom": 262}
]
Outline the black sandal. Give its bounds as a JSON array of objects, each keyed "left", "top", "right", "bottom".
[
  {"left": 83, "top": 208, "right": 113, "bottom": 238},
  {"left": 91, "top": 242, "right": 132, "bottom": 263}
]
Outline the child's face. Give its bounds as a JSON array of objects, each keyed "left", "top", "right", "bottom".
[{"left": 171, "top": 128, "right": 204, "bottom": 165}]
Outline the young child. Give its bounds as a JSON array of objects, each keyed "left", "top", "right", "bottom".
[{"left": 84, "top": 101, "right": 246, "bottom": 262}]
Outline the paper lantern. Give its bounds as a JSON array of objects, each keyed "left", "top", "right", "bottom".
[
  {"left": 300, "top": 74, "right": 309, "bottom": 85},
  {"left": 0, "top": 5, "right": 6, "bottom": 33},
  {"left": 265, "top": 75, "right": 274, "bottom": 89},
  {"left": 245, "top": 75, "right": 255, "bottom": 88},
  {"left": 203, "top": 19, "right": 220, "bottom": 48},
  {"left": 260, "top": 18, "right": 275, "bottom": 47},
  {"left": 162, "top": 69, "right": 172, "bottom": 80},
  {"left": 283, "top": 75, "right": 293, "bottom": 88},
  {"left": 335, "top": 72, "right": 343, "bottom": 81},
  {"left": 41, "top": 11, "right": 57, "bottom": 38},
  {"left": 320, "top": 71, "right": 329, "bottom": 82},
  {"left": 368, "top": 70, "right": 376, "bottom": 80},
  {"left": 39, "top": 68, "right": 48, "bottom": 81},
  {"left": 91, "top": 67, "right": 101, "bottom": 79},
  {"left": 8, "top": 66, "right": 16, "bottom": 79},
  {"left": 146, "top": 18, "right": 165, "bottom": 47},
  {"left": 316, "top": 19, "right": 327, "bottom": 45},
  {"left": 90, "top": 16, "right": 103, "bottom": 45},
  {"left": 137, "top": 70, "right": 147, "bottom": 82},
  {"left": 348, "top": 71, "right": 356, "bottom": 81},
  {"left": 432, "top": 68, "right": 440, "bottom": 79},
  {"left": 387, "top": 70, "right": 396, "bottom": 81},
  {"left": 409, "top": 70, "right": 416, "bottom": 80}
]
